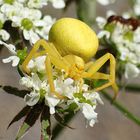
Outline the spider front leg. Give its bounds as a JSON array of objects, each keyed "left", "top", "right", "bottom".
[
  {"left": 22, "top": 39, "right": 69, "bottom": 74},
  {"left": 85, "top": 53, "right": 118, "bottom": 98},
  {"left": 21, "top": 39, "right": 69, "bottom": 99},
  {"left": 45, "top": 55, "right": 66, "bottom": 99}
]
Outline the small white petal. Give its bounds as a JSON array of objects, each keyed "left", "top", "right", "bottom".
[
  {"left": 30, "top": 30, "right": 40, "bottom": 44},
  {"left": 45, "top": 96, "right": 60, "bottom": 114},
  {"left": 125, "top": 63, "right": 140, "bottom": 79},
  {"left": 52, "top": 0, "right": 65, "bottom": 9},
  {"left": 0, "top": 41, "right": 16, "bottom": 54},
  {"left": 0, "top": 29, "right": 10, "bottom": 41},
  {"left": 97, "top": 30, "right": 110, "bottom": 39},
  {"left": 64, "top": 78, "right": 74, "bottom": 85},
  {"left": 24, "top": 91, "right": 40, "bottom": 106},
  {"left": 82, "top": 103, "right": 98, "bottom": 127},
  {"left": 23, "top": 30, "right": 30, "bottom": 40},
  {"left": 27, "top": 60, "right": 35, "bottom": 70},
  {"left": 19, "top": 77, "right": 33, "bottom": 88},
  {"left": 106, "top": 10, "right": 116, "bottom": 18},
  {"left": 2, "top": 56, "right": 20, "bottom": 67},
  {"left": 134, "top": 5, "right": 140, "bottom": 16},
  {"left": 97, "top": 0, "right": 115, "bottom": 5},
  {"left": 34, "top": 56, "right": 46, "bottom": 72},
  {"left": 96, "top": 17, "right": 106, "bottom": 29}
]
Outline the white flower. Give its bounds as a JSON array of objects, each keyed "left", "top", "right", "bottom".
[
  {"left": 0, "top": 29, "right": 10, "bottom": 41},
  {"left": 27, "top": 0, "right": 48, "bottom": 8},
  {"left": 51, "top": 0, "right": 65, "bottom": 9},
  {"left": 45, "top": 96, "right": 60, "bottom": 114},
  {"left": 134, "top": 4, "right": 140, "bottom": 16},
  {"left": 54, "top": 78, "right": 76, "bottom": 99},
  {"left": 83, "top": 92, "right": 104, "bottom": 105},
  {"left": 2, "top": 56, "right": 20, "bottom": 67},
  {"left": 35, "top": 16, "right": 55, "bottom": 40},
  {"left": 24, "top": 91, "right": 40, "bottom": 106},
  {"left": 106, "top": 10, "right": 116, "bottom": 17},
  {"left": 96, "top": 17, "right": 107, "bottom": 29},
  {"left": 20, "top": 73, "right": 48, "bottom": 106},
  {"left": 97, "top": 30, "right": 110, "bottom": 39},
  {"left": 82, "top": 103, "right": 98, "bottom": 127},
  {"left": 23, "top": 30, "right": 40, "bottom": 44},
  {"left": 0, "top": 41, "right": 20, "bottom": 67},
  {"left": 97, "top": 0, "right": 115, "bottom": 5},
  {"left": 125, "top": 63, "right": 140, "bottom": 79},
  {"left": 0, "top": 40, "right": 16, "bottom": 54},
  {"left": 27, "top": 56, "right": 46, "bottom": 73},
  {"left": 19, "top": 76, "right": 34, "bottom": 88}
]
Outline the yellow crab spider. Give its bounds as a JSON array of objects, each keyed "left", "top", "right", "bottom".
[{"left": 22, "top": 18, "right": 118, "bottom": 99}]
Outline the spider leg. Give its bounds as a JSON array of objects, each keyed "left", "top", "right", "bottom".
[
  {"left": 22, "top": 39, "right": 69, "bottom": 74},
  {"left": 84, "top": 53, "right": 118, "bottom": 98},
  {"left": 45, "top": 55, "right": 66, "bottom": 99}
]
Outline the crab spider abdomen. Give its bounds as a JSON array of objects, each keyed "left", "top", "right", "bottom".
[{"left": 49, "top": 18, "right": 98, "bottom": 62}]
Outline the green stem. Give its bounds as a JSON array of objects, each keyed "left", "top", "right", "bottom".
[
  {"left": 120, "top": 84, "right": 140, "bottom": 92},
  {"left": 101, "top": 91, "right": 140, "bottom": 125}
]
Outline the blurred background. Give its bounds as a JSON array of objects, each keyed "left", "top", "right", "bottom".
[{"left": 0, "top": 0, "right": 140, "bottom": 140}]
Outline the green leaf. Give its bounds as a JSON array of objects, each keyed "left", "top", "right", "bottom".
[
  {"left": 101, "top": 91, "right": 140, "bottom": 126},
  {"left": 16, "top": 104, "right": 43, "bottom": 140},
  {"left": 8, "top": 106, "right": 31, "bottom": 129},
  {"left": 16, "top": 122, "right": 30, "bottom": 140},
  {"left": 1, "top": 85, "right": 29, "bottom": 98},
  {"left": 41, "top": 120, "right": 50, "bottom": 140},
  {"left": 40, "top": 106, "right": 51, "bottom": 140},
  {"left": 76, "top": 0, "right": 96, "bottom": 26}
]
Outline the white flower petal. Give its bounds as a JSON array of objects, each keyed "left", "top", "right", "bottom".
[
  {"left": 97, "top": 30, "right": 110, "bottom": 39},
  {"left": 23, "top": 30, "right": 30, "bottom": 40},
  {"left": 97, "top": 0, "right": 115, "bottom": 5},
  {"left": 64, "top": 78, "right": 74, "bottom": 85},
  {"left": 45, "top": 96, "right": 60, "bottom": 114},
  {"left": 29, "top": 30, "right": 40, "bottom": 44},
  {"left": 0, "top": 29, "right": 10, "bottom": 41},
  {"left": 106, "top": 10, "right": 116, "bottom": 18},
  {"left": 125, "top": 63, "right": 140, "bottom": 79},
  {"left": 2, "top": 56, "right": 20, "bottom": 67},
  {"left": 24, "top": 91, "right": 40, "bottom": 106},
  {"left": 134, "top": 5, "right": 140, "bottom": 16},
  {"left": 96, "top": 17, "right": 106, "bottom": 29},
  {"left": 0, "top": 41, "right": 16, "bottom": 54},
  {"left": 52, "top": 0, "right": 65, "bottom": 9},
  {"left": 19, "top": 76, "right": 33, "bottom": 88},
  {"left": 82, "top": 103, "right": 98, "bottom": 127}
]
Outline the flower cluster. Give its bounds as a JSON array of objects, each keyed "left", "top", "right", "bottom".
[
  {"left": 96, "top": 15, "right": 140, "bottom": 79},
  {"left": 0, "top": 0, "right": 65, "bottom": 44},
  {"left": 19, "top": 54, "right": 103, "bottom": 127},
  {"left": 2, "top": 41, "right": 103, "bottom": 127}
]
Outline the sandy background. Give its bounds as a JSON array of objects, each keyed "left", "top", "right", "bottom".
[{"left": 0, "top": 0, "right": 140, "bottom": 140}]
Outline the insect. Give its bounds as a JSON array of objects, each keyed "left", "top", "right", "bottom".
[
  {"left": 107, "top": 15, "right": 140, "bottom": 30},
  {"left": 22, "top": 18, "right": 118, "bottom": 99}
]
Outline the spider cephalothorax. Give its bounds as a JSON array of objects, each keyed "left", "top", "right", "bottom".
[{"left": 22, "top": 18, "right": 118, "bottom": 99}]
